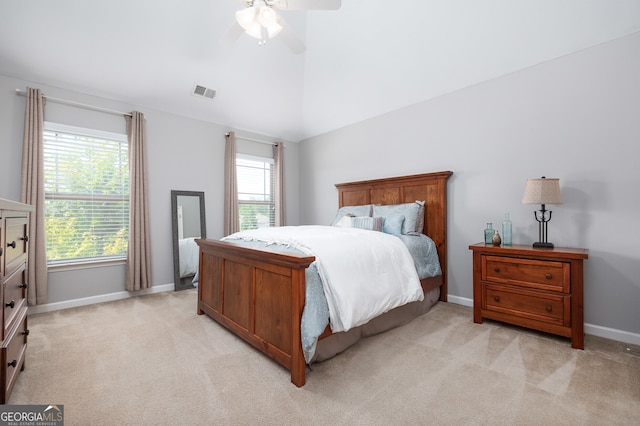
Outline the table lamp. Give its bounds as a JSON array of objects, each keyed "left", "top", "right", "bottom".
[{"left": 522, "top": 176, "right": 563, "bottom": 248}]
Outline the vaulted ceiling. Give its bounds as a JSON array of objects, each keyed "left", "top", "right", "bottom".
[{"left": 1, "top": 1, "right": 639, "bottom": 141}]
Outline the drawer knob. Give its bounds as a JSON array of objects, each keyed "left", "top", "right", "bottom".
[
  {"left": 545, "top": 305, "right": 552, "bottom": 312},
  {"left": 21, "top": 329, "right": 30, "bottom": 337},
  {"left": 20, "top": 235, "right": 29, "bottom": 243},
  {"left": 7, "top": 240, "right": 16, "bottom": 249},
  {"left": 545, "top": 273, "right": 552, "bottom": 279},
  {"left": 493, "top": 295, "right": 501, "bottom": 302},
  {"left": 19, "top": 283, "right": 28, "bottom": 289},
  {"left": 494, "top": 267, "right": 500, "bottom": 273},
  {"left": 7, "top": 360, "right": 17, "bottom": 368},
  {"left": 5, "top": 300, "right": 15, "bottom": 309}
]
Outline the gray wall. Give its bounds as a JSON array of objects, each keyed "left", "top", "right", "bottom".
[
  {"left": 299, "top": 33, "right": 640, "bottom": 342},
  {"left": 0, "top": 74, "right": 299, "bottom": 305}
]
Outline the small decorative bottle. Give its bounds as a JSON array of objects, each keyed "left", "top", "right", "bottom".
[
  {"left": 484, "top": 223, "right": 493, "bottom": 244},
  {"left": 492, "top": 230, "right": 502, "bottom": 246},
  {"left": 502, "top": 213, "right": 512, "bottom": 246}
]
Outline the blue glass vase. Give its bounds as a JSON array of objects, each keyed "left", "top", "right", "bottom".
[
  {"left": 502, "top": 213, "right": 512, "bottom": 246},
  {"left": 484, "top": 223, "right": 493, "bottom": 244}
]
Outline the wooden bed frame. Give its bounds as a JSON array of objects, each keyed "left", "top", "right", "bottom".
[{"left": 196, "top": 171, "right": 452, "bottom": 386}]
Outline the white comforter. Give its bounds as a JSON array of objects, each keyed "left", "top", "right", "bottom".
[{"left": 222, "top": 225, "right": 424, "bottom": 333}]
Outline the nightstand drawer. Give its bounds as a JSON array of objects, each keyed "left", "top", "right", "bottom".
[
  {"left": 484, "top": 285, "right": 569, "bottom": 326},
  {"left": 482, "top": 255, "right": 570, "bottom": 293}
]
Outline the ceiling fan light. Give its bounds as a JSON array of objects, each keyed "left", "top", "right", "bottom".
[
  {"left": 257, "top": 5, "right": 282, "bottom": 38},
  {"left": 236, "top": 8, "right": 256, "bottom": 30},
  {"left": 259, "top": 6, "right": 278, "bottom": 25},
  {"left": 236, "top": 8, "right": 263, "bottom": 39}
]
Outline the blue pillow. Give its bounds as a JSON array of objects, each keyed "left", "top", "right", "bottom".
[
  {"left": 373, "top": 202, "right": 422, "bottom": 234},
  {"left": 382, "top": 215, "right": 405, "bottom": 234}
]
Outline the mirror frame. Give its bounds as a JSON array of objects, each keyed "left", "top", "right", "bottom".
[{"left": 171, "top": 190, "right": 206, "bottom": 291}]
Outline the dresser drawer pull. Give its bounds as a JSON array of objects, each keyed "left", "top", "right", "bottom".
[
  {"left": 20, "top": 235, "right": 29, "bottom": 243},
  {"left": 494, "top": 267, "right": 500, "bottom": 273},
  {"left": 5, "top": 300, "right": 15, "bottom": 309},
  {"left": 545, "top": 305, "right": 552, "bottom": 312},
  {"left": 21, "top": 329, "right": 30, "bottom": 337},
  {"left": 7, "top": 360, "right": 17, "bottom": 368},
  {"left": 493, "top": 296, "right": 501, "bottom": 302},
  {"left": 19, "top": 283, "right": 28, "bottom": 289},
  {"left": 7, "top": 240, "right": 16, "bottom": 249},
  {"left": 545, "top": 273, "right": 552, "bottom": 279}
]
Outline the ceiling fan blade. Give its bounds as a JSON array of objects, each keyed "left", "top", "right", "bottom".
[
  {"left": 220, "top": 21, "right": 245, "bottom": 47},
  {"left": 273, "top": 0, "right": 341, "bottom": 10},
  {"left": 276, "top": 17, "right": 306, "bottom": 54}
]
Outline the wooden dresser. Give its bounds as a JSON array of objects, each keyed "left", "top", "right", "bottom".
[
  {"left": 469, "top": 243, "right": 588, "bottom": 349},
  {"left": 0, "top": 199, "right": 32, "bottom": 403}
]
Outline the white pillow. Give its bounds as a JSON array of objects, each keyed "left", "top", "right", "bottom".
[{"left": 334, "top": 214, "right": 353, "bottom": 228}]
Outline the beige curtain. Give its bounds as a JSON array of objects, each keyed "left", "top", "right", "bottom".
[
  {"left": 125, "top": 111, "right": 152, "bottom": 291},
  {"left": 273, "top": 142, "right": 285, "bottom": 226},
  {"left": 20, "top": 87, "right": 48, "bottom": 305},
  {"left": 224, "top": 132, "right": 240, "bottom": 236}
]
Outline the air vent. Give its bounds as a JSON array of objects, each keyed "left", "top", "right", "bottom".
[{"left": 192, "top": 85, "right": 216, "bottom": 100}]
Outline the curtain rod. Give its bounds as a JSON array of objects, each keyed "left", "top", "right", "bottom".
[
  {"left": 16, "top": 88, "right": 133, "bottom": 117},
  {"left": 226, "top": 132, "right": 281, "bottom": 146}
]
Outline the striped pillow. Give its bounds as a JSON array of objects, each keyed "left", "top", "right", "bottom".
[{"left": 350, "top": 216, "right": 383, "bottom": 232}]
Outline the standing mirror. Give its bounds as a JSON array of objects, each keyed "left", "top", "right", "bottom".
[{"left": 171, "top": 190, "right": 206, "bottom": 291}]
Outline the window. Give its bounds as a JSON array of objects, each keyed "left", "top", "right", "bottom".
[
  {"left": 43, "top": 122, "right": 129, "bottom": 264},
  {"left": 236, "top": 154, "right": 274, "bottom": 230}
]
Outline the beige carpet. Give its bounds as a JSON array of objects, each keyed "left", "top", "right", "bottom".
[{"left": 9, "top": 289, "right": 640, "bottom": 425}]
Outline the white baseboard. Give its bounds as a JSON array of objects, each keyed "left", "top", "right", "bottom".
[
  {"left": 585, "top": 323, "right": 640, "bottom": 346},
  {"left": 445, "top": 294, "right": 640, "bottom": 347},
  {"left": 446, "top": 294, "right": 473, "bottom": 307},
  {"left": 27, "top": 283, "right": 175, "bottom": 315}
]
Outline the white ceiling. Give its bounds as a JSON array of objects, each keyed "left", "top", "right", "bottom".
[{"left": 1, "top": 1, "right": 639, "bottom": 141}]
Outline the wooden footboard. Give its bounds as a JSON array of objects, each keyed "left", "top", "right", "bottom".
[
  {"left": 196, "top": 238, "right": 314, "bottom": 386},
  {"left": 197, "top": 171, "right": 452, "bottom": 387}
]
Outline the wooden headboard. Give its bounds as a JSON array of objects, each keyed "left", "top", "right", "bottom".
[{"left": 335, "top": 171, "right": 453, "bottom": 299}]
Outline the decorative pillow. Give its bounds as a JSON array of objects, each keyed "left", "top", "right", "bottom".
[
  {"left": 351, "top": 216, "right": 383, "bottom": 232},
  {"left": 330, "top": 205, "right": 372, "bottom": 226},
  {"left": 334, "top": 214, "right": 353, "bottom": 228},
  {"left": 382, "top": 215, "right": 405, "bottom": 235},
  {"left": 373, "top": 201, "right": 423, "bottom": 235}
]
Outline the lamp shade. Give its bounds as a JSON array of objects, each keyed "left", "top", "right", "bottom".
[{"left": 522, "top": 178, "right": 563, "bottom": 205}]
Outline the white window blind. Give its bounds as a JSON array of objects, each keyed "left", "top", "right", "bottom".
[
  {"left": 43, "top": 122, "right": 129, "bottom": 264},
  {"left": 236, "top": 154, "right": 274, "bottom": 230}
]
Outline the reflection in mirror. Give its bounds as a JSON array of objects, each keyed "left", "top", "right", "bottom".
[{"left": 171, "top": 190, "right": 206, "bottom": 291}]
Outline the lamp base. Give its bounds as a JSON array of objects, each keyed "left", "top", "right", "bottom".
[{"left": 533, "top": 242, "right": 554, "bottom": 249}]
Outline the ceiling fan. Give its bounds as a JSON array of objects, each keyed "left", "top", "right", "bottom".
[{"left": 222, "top": 0, "right": 342, "bottom": 54}]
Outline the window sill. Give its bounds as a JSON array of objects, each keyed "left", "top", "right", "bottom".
[{"left": 47, "top": 257, "right": 126, "bottom": 272}]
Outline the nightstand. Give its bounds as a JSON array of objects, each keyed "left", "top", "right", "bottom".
[{"left": 469, "top": 243, "right": 588, "bottom": 349}]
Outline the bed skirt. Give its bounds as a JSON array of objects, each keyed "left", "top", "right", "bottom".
[{"left": 310, "top": 286, "right": 441, "bottom": 364}]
